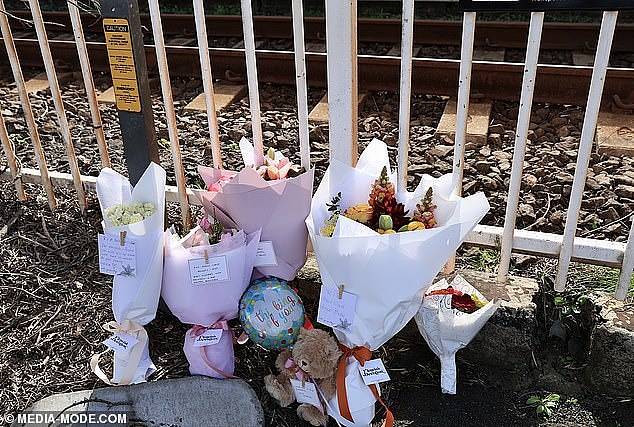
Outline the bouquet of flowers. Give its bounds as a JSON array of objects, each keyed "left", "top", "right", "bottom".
[
  {"left": 197, "top": 139, "right": 313, "bottom": 281},
  {"left": 91, "top": 163, "right": 166, "bottom": 385},
  {"left": 306, "top": 139, "right": 489, "bottom": 425},
  {"left": 162, "top": 214, "right": 260, "bottom": 378},
  {"left": 415, "top": 275, "right": 500, "bottom": 394}
]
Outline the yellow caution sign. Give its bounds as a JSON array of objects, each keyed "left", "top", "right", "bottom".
[{"left": 103, "top": 18, "right": 141, "bottom": 112}]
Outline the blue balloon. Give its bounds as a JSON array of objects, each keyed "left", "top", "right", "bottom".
[{"left": 239, "top": 277, "right": 305, "bottom": 350}]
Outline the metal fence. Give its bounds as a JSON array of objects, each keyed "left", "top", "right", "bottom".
[{"left": 0, "top": 0, "right": 632, "bottom": 300}]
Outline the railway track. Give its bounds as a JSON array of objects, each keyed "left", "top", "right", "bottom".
[{"left": 1, "top": 11, "right": 633, "bottom": 106}]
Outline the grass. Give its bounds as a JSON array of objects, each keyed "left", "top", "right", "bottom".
[
  {"left": 567, "top": 264, "right": 634, "bottom": 300},
  {"left": 460, "top": 247, "right": 500, "bottom": 273}
]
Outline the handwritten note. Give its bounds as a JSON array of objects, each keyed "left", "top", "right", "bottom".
[
  {"left": 290, "top": 379, "right": 323, "bottom": 410},
  {"left": 188, "top": 256, "right": 229, "bottom": 285},
  {"left": 98, "top": 233, "right": 136, "bottom": 276},
  {"left": 254, "top": 241, "right": 278, "bottom": 267},
  {"left": 317, "top": 285, "right": 357, "bottom": 332},
  {"left": 103, "top": 332, "right": 139, "bottom": 355},
  {"left": 358, "top": 359, "right": 390, "bottom": 385},
  {"left": 193, "top": 329, "right": 223, "bottom": 347}
]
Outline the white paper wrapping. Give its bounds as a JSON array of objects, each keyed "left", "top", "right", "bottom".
[
  {"left": 306, "top": 139, "right": 490, "bottom": 423},
  {"left": 112, "top": 338, "right": 156, "bottom": 384},
  {"left": 328, "top": 357, "right": 378, "bottom": 427},
  {"left": 96, "top": 163, "right": 166, "bottom": 325},
  {"left": 95, "top": 163, "right": 166, "bottom": 384},
  {"left": 414, "top": 275, "right": 501, "bottom": 394}
]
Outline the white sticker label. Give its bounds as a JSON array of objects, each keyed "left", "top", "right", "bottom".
[
  {"left": 290, "top": 379, "right": 323, "bottom": 410},
  {"left": 103, "top": 332, "right": 139, "bottom": 355},
  {"left": 317, "top": 285, "right": 357, "bottom": 332},
  {"left": 254, "top": 241, "right": 278, "bottom": 267},
  {"left": 98, "top": 233, "right": 137, "bottom": 276},
  {"left": 188, "top": 256, "right": 230, "bottom": 285},
  {"left": 193, "top": 329, "right": 224, "bottom": 347},
  {"left": 359, "top": 359, "right": 390, "bottom": 385}
]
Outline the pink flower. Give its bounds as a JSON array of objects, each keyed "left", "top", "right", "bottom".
[
  {"left": 255, "top": 148, "right": 297, "bottom": 180},
  {"left": 207, "top": 173, "right": 233, "bottom": 193},
  {"left": 198, "top": 215, "right": 211, "bottom": 232}
]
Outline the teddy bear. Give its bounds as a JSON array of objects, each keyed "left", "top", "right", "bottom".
[{"left": 264, "top": 327, "right": 342, "bottom": 426}]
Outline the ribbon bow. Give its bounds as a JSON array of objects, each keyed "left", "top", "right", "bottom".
[
  {"left": 285, "top": 357, "right": 310, "bottom": 383},
  {"left": 90, "top": 319, "right": 148, "bottom": 386},
  {"left": 336, "top": 344, "right": 394, "bottom": 427},
  {"left": 190, "top": 321, "right": 238, "bottom": 379}
]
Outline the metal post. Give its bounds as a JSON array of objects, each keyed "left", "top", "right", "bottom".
[{"left": 101, "top": 0, "right": 158, "bottom": 185}]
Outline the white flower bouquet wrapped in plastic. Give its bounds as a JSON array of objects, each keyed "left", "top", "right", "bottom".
[
  {"left": 415, "top": 275, "right": 500, "bottom": 394},
  {"left": 306, "top": 139, "right": 490, "bottom": 425},
  {"left": 91, "top": 163, "right": 166, "bottom": 385}
]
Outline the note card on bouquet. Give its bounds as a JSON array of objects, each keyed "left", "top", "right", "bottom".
[
  {"left": 317, "top": 285, "right": 357, "bottom": 332},
  {"left": 290, "top": 379, "right": 323, "bottom": 410},
  {"left": 103, "top": 332, "right": 139, "bottom": 355},
  {"left": 359, "top": 359, "right": 390, "bottom": 385},
  {"left": 193, "top": 329, "right": 223, "bottom": 347},
  {"left": 254, "top": 241, "right": 278, "bottom": 267},
  {"left": 188, "top": 256, "right": 230, "bottom": 285},
  {"left": 98, "top": 233, "right": 136, "bottom": 276}
]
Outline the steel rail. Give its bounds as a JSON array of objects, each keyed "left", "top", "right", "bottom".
[
  {"left": 6, "top": 11, "right": 634, "bottom": 52},
  {"left": 0, "top": 37, "right": 631, "bottom": 106}
]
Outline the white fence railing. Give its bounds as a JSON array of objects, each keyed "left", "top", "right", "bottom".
[{"left": 0, "top": 0, "right": 632, "bottom": 300}]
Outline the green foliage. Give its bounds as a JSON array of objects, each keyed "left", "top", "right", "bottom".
[
  {"left": 526, "top": 394, "right": 560, "bottom": 417},
  {"left": 228, "top": 142, "right": 240, "bottom": 152},
  {"left": 462, "top": 248, "right": 500, "bottom": 273}
]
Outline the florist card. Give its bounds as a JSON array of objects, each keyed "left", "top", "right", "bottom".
[{"left": 317, "top": 285, "right": 357, "bottom": 333}]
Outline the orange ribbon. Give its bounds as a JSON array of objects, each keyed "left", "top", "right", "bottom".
[{"left": 336, "top": 344, "right": 394, "bottom": 427}]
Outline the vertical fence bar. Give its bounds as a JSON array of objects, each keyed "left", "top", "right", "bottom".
[
  {"left": 445, "top": 11, "right": 476, "bottom": 274},
  {"left": 291, "top": 0, "right": 310, "bottom": 170},
  {"left": 29, "top": 0, "right": 87, "bottom": 212},
  {"left": 193, "top": 0, "right": 222, "bottom": 169},
  {"left": 0, "top": 110, "right": 26, "bottom": 199},
  {"left": 555, "top": 11, "right": 618, "bottom": 292},
  {"left": 0, "top": 0, "right": 56, "bottom": 209},
  {"left": 325, "top": 0, "right": 358, "bottom": 167},
  {"left": 451, "top": 11, "right": 476, "bottom": 193},
  {"left": 497, "top": 12, "right": 544, "bottom": 282},
  {"left": 397, "top": 0, "right": 415, "bottom": 193},
  {"left": 240, "top": 0, "right": 264, "bottom": 167},
  {"left": 67, "top": 0, "right": 110, "bottom": 169},
  {"left": 615, "top": 218, "right": 634, "bottom": 300},
  {"left": 148, "top": 0, "right": 191, "bottom": 227}
]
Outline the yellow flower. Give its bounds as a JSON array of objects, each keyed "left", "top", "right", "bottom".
[{"left": 344, "top": 204, "right": 373, "bottom": 225}]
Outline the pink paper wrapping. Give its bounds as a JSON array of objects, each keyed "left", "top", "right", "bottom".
[
  {"left": 197, "top": 166, "right": 314, "bottom": 281},
  {"left": 183, "top": 326, "right": 236, "bottom": 379},
  {"left": 161, "top": 229, "right": 261, "bottom": 326}
]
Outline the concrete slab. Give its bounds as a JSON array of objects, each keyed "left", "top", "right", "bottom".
[
  {"left": 596, "top": 111, "right": 634, "bottom": 156},
  {"left": 184, "top": 83, "right": 246, "bottom": 112},
  {"left": 435, "top": 99, "right": 492, "bottom": 147},
  {"left": 584, "top": 292, "right": 634, "bottom": 397},
  {"left": 11, "top": 72, "right": 72, "bottom": 95},
  {"left": 308, "top": 92, "right": 367, "bottom": 124},
  {"left": 452, "top": 269, "right": 539, "bottom": 374},
  {"left": 473, "top": 48, "right": 506, "bottom": 62},
  {"left": 572, "top": 51, "right": 595, "bottom": 66},
  {"left": 97, "top": 86, "right": 116, "bottom": 105},
  {"left": 14, "top": 377, "right": 264, "bottom": 427}
]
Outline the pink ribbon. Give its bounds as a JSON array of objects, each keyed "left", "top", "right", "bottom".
[
  {"left": 285, "top": 357, "right": 310, "bottom": 382},
  {"left": 190, "top": 321, "right": 238, "bottom": 379},
  {"left": 190, "top": 320, "right": 231, "bottom": 338}
]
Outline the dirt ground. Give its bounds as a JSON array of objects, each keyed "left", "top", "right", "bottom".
[{"left": 1, "top": 182, "right": 633, "bottom": 427}]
